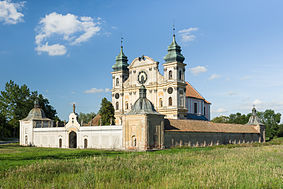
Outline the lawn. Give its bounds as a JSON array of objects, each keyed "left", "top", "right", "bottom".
[{"left": 0, "top": 138, "right": 283, "bottom": 188}]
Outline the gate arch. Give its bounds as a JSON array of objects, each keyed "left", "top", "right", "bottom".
[{"left": 69, "top": 131, "right": 77, "bottom": 148}]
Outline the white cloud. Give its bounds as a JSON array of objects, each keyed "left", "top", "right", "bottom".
[
  {"left": 0, "top": 0, "right": 24, "bottom": 24},
  {"left": 178, "top": 27, "right": 198, "bottom": 43},
  {"left": 213, "top": 108, "right": 227, "bottom": 114},
  {"left": 84, "top": 88, "right": 110, "bottom": 94},
  {"left": 209, "top": 74, "right": 221, "bottom": 80},
  {"left": 35, "top": 43, "right": 66, "bottom": 56},
  {"left": 189, "top": 66, "right": 207, "bottom": 75},
  {"left": 35, "top": 12, "right": 101, "bottom": 56},
  {"left": 253, "top": 99, "right": 262, "bottom": 106}
]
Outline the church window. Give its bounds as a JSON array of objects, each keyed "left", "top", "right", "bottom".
[
  {"left": 25, "top": 135, "right": 28, "bottom": 145},
  {"left": 116, "top": 102, "right": 119, "bottom": 110},
  {"left": 194, "top": 103, "right": 198, "bottom": 114},
  {"left": 169, "top": 70, "right": 172, "bottom": 79},
  {"left": 132, "top": 135, "right": 136, "bottom": 147},
  {"left": 72, "top": 118, "right": 74, "bottom": 124},
  {"left": 116, "top": 78, "right": 119, "bottom": 86},
  {"left": 126, "top": 102, "right": 129, "bottom": 110},
  {"left": 169, "top": 97, "right": 173, "bottom": 106},
  {"left": 179, "top": 70, "right": 182, "bottom": 80},
  {"left": 84, "top": 139, "right": 88, "bottom": 148},
  {"left": 159, "top": 98, "right": 163, "bottom": 107},
  {"left": 59, "top": 138, "right": 62, "bottom": 148}
]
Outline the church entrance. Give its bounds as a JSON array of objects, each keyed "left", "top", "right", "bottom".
[{"left": 69, "top": 131, "right": 77, "bottom": 148}]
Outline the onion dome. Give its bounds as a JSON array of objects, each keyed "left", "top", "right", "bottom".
[
  {"left": 22, "top": 99, "right": 50, "bottom": 121},
  {"left": 127, "top": 85, "right": 159, "bottom": 115},
  {"left": 112, "top": 45, "right": 129, "bottom": 71},
  {"left": 247, "top": 107, "right": 263, "bottom": 125},
  {"left": 164, "top": 34, "right": 185, "bottom": 63}
]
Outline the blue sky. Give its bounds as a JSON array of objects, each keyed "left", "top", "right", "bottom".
[{"left": 1, "top": 0, "right": 283, "bottom": 121}]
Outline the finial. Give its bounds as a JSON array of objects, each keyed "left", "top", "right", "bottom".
[
  {"left": 173, "top": 24, "right": 175, "bottom": 37},
  {"left": 121, "top": 37, "right": 124, "bottom": 49},
  {"left": 73, "top": 104, "right": 76, "bottom": 113}
]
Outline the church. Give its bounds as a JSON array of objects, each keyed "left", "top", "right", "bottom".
[
  {"left": 111, "top": 34, "right": 210, "bottom": 125},
  {"left": 19, "top": 33, "right": 266, "bottom": 151}
]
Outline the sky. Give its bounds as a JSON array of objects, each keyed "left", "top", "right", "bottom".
[{"left": 1, "top": 0, "right": 283, "bottom": 121}]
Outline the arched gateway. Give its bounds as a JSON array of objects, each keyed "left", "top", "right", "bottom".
[{"left": 69, "top": 131, "right": 77, "bottom": 148}]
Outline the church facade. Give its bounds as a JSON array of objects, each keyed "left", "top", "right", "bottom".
[{"left": 111, "top": 34, "right": 210, "bottom": 125}]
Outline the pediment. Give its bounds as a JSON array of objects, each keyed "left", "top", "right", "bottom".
[{"left": 128, "top": 56, "right": 157, "bottom": 69}]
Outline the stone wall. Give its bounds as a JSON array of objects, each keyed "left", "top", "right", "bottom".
[{"left": 164, "top": 131, "right": 261, "bottom": 148}]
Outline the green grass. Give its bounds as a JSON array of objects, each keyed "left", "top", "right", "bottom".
[{"left": 1, "top": 138, "right": 283, "bottom": 188}]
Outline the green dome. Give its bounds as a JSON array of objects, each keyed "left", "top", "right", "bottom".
[
  {"left": 127, "top": 85, "right": 159, "bottom": 115},
  {"left": 164, "top": 35, "right": 185, "bottom": 63},
  {"left": 112, "top": 46, "right": 129, "bottom": 71},
  {"left": 22, "top": 100, "right": 49, "bottom": 121}
]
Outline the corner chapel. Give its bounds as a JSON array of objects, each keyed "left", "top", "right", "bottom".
[{"left": 111, "top": 33, "right": 211, "bottom": 125}]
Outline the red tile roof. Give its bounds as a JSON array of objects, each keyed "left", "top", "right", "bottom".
[
  {"left": 165, "top": 119, "right": 259, "bottom": 133},
  {"left": 186, "top": 82, "right": 211, "bottom": 104}
]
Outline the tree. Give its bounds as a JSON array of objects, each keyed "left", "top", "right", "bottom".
[
  {"left": 228, "top": 113, "right": 250, "bottom": 125},
  {"left": 211, "top": 115, "right": 229, "bottom": 123},
  {"left": 0, "top": 80, "right": 58, "bottom": 137},
  {"left": 78, "top": 112, "right": 96, "bottom": 124},
  {"left": 258, "top": 109, "right": 281, "bottom": 139},
  {"left": 98, "top": 98, "right": 115, "bottom": 125}
]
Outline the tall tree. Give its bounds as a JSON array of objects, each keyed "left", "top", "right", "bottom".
[
  {"left": 98, "top": 98, "right": 115, "bottom": 125},
  {"left": 0, "top": 80, "right": 58, "bottom": 137},
  {"left": 78, "top": 112, "right": 96, "bottom": 124},
  {"left": 258, "top": 110, "right": 281, "bottom": 139}
]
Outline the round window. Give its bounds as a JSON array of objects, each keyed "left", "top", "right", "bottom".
[
  {"left": 115, "top": 93, "right": 120, "bottom": 99},
  {"left": 167, "top": 87, "right": 173, "bottom": 94}
]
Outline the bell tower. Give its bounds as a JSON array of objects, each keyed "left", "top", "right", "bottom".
[
  {"left": 163, "top": 28, "right": 187, "bottom": 119},
  {"left": 111, "top": 39, "right": 129, "bottom": 124}
]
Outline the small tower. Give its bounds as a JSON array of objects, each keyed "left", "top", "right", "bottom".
[
  {"left": 163, "top": 29, "right": 187, "bottom": 119},
  {"left": 123, "top": 85, "right": 165, "bottom": 151},
  {"left": 111, "top": 39, "right": 129, "bottom": 124},
  {"left": 247, "top": 106, "right": 265, "bottom": 143}
]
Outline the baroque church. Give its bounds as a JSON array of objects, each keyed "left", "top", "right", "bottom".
[
  {"left": 112, "top": 34, "right": 210, "bottom": 125},
  {"left": 19, "top": 32, "right": 266, "bottom": 151}
]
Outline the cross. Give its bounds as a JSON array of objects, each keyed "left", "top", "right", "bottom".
[{"left": 121, "top": 37, "right": 124, "bottom": 48}]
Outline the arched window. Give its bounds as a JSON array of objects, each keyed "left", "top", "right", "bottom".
[
  {"left": 116, "top": 102, "right": 119, "bottom": 110},
  {"left": 59, "top": 138, "right": 62, "bottom": 148},
  {"left": 132, "top": 135, "right": 137, "bottom": 147},
  {"left": 25, "top": 135, "right": 28, "bottom": 145},
  {"left": 168, "top": 97, "right": 172, "bottom": 106},
  {"left": 179, "top": 70, "right": 182, "bottom": 80},
  {"left": 169, "top": 70, "right": 172, "bottom": 80},
  {"left": 194, "top": 103, "right": 198, "bottom": 114},
  {"left": 204, "top": 107, "right": 206, "bottom": 115},
  {"left": 84, "top": 139, "right": 88, "bottom": 148},
  {"left": 116, "top": 78, "right": 119, "bottom": 86},
  {"left": 126, "top": 102, "right": 129, "bottom": 110},
  {"left": 159, "top": 98, "right": 163, "bottom": 107}
]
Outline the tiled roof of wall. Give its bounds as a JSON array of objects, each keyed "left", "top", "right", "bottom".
[{"left": 164, "top": 119, "right": 259, "bottom": 133}]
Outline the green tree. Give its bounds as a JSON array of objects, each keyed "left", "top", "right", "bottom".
[
  {"left": 78, "top": 112, "right": 96, "bottom": 124},
  {"left": 0, "top": 80, "right": 58, "bottom": 137},
  {"left": 211, "top": 115, "right": 229, "bottom": 123},
  {"left": 98, "top": 98, "right": 115, "bottom": 125},
  {"left": 228, "top": 113, "right": 250, "bottom": 124},
  {"left": 258, "top": 109, "right": 281, "bottom": 139}
]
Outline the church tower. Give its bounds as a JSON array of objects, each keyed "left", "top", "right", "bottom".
[
  {"left": 163, "top": 31, "right": 187, "bottom": 119},
  {"left": 111, "top": 43, "right": 129, "bottom": 124}
]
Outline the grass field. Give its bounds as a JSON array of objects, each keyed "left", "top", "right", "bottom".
[{"left": 1, "top": 138, "right": 283, "bottom": 188}]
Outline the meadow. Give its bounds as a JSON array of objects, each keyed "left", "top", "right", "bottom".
[{"left": 0, "top": 139, "right": 283, "bottom": 188}]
